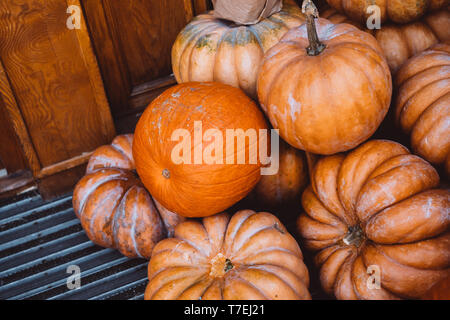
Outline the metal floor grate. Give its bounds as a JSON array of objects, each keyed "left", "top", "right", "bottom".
[{"left": 0, "top": 190, "right": 148, "bottom": 300}]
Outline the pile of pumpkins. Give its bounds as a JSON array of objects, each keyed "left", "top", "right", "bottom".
[{"left": 73, "top": 0, "right": 449, "bottom": 300}]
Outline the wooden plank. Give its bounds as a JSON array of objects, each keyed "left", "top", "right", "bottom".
[
  {"left": 0, "top": 60, "right": 41, "bottom": 175},
  {"left": 82, "top": 0, "right": 194, "bottom": 118},
  {"left": 0, "top": 0, "right": 116, "bottom": 170}
]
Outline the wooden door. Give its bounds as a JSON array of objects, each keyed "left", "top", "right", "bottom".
[
  {"left": 0, "top": 0, "right": 116, "bottom": 198},
  {"left": 81, "top": 0, "right": 212, "bottom": 131}
]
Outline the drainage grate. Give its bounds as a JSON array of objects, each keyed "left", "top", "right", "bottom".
[{"left": 0, "top": 191, "right": 148, "bottom": 300}]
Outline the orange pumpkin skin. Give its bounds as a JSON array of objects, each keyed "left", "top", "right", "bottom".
[
  {"left": 297, "top": 140, "right": 450, "bottom": 300},
  {"left": 145, "top": 210, "right": 311, "bottom": 300},
  {"left": 171, "top": 4, "right": 306, "bottom": 98},
  {"left": 252, "top": 139, "right": 308, "bottom": 209},
  {"left": 322, "top": 8, "right": 450, "bottom": 73},
  {"left": 257, "top": 19, "right": 392, "bottom": 155},
  {"left": 395, "top": 44, "right": 450, "bottom": 177},
  {"left": 422, "top": 276, "right": 450, "bottom": 300},
  {"left": 133, "top": 82, "right": 269, "bottom": 218},
  {"left": 73, "top": 135, "right": 168, "bottom": 259},
  {"left": 326, "top": 0, "right": 447, "bottom": 24}
]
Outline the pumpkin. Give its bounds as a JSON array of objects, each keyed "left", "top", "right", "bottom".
[
  {"left": 251, "top": 139, "right": 308, "bottom": 209},
  {"left": 145, "top": 210, "right": 311, "bottom": 300},
  {"left": 133, "top": 82, "right": 269, "bottom": 218},
  {"left": 73, "top": 135, "right": 184, "bottom": 259},
  {"left": 326, "top": 0, "right": 448, "bottom": 24},
  {"left": 421, "top": 276, "right": 450, "bottom": 300},
  {"left": 297, "top": 139, "right": 450, "bottom": 300},
  {"left": 395, "top": 43, "right": 450, "bottom": 177},
  {"left": 171, "top": 3, "right": 306, "bottom": 98},
  {"left": 322, "top": 7, "right": 450, "bottom": 72},
  {"left": 257, "top": 1, "right": 392, "bottom": 155}
]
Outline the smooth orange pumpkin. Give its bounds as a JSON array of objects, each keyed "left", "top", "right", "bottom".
[
  {"left": 145, "top": 210, "right": 311, "bottom": 300},
  {"left": 257, "top": 2, "right": 392, "bottom": 155},
  {"left": 395, "top": 43, "right": 450, "bottom": 177},
  {"left": 133, "top": 82, "right": 269, "bottom": 218},
  {"left": 171, "top": 3, "right": 306, "bottom": 98},
  {"left": 322, "top": 7, "right": 450, "bottom": 72},
  {"left": 251, "top": 139, "right": 308, "bottom": 209},
  {"left": 297, "top": 139, "right": 450, "bottom": 299},
  {"left": 73, "top": 135, "right": 183, "bottom": 259},
  {"left": 326, "top": 0, "right": 448, "bottom": 24}
]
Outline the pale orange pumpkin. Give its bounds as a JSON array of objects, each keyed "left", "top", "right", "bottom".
[
  {"left": 395, "top": 43, "right": 450, "bottom": 176},
  {"left": 133, "top": 82, "right": 269, "bottom": 218},
  {"left": 297, "top": 139, "right": 450, "bottom": 300},
  {"left": 326, "top": 0, "right": 448, "bottom": 24},
  {"left": 73, "top": 135, "right": 184, "bottom": 259},
  {"left": 171, "top": 3, "right": 306, "bottom": 98},
  {"left": 145, "top": 210, "right": 311, "bottom": 300},
  {"left": 322, "top": 7, "right": 450, "bottom": 72},
  {"left": 257, "top": 1, "right": 392, "bottom": 155}
]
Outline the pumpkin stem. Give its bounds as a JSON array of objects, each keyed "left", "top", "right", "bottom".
[
  {"left": 342, "top": 225, "right": 365, "bottom": 248},
  {"left": 162, "top": 169, "right": 170, "bottom": 179},
  {"left": 302, "top": 0, "right": 326, "bottom": 56}
]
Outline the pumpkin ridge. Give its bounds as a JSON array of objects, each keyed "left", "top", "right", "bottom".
[
  {"left": 129, "top": 190, "right": 144, "bottom": 258},
  {"left": 151, "top": 271, "right": 207, "bottom": 300},
  {"left": 396, "top": 64, "right": 450, "bottom": 107},
  {"left": 245, "top": 265, "right": 306, "bottom": 298},
  {"left": 76, "top": 172, "right": 130, "bottom": 215},
  {"left": 86, "top": 183, "right": 126, "bottom": 245},
  {"left": 174, "top": 275, "right": 211, "bottom": 300},
  {"left": 228, "top": 275, "right": 271, "bottom": 300},
  {"left": 330, "top": 51, "right": 384, "bottom": 126},
  {"left": 399, "top": 78, "right": 450, "bottom": 131},
  {"left": 361, "top": 243, "right": 445, "bottom": 299}
]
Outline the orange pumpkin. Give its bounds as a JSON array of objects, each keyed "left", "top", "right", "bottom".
[
  {"left": 326, "top": 0, "right": 447, "bottom": 24},
  {"left": 422, "top": 276, "right": 450, "bottom": 300},
  {"left": 145, "top": 210, "right": 311, "bottom": 300},
  {"left": 322, "top": 7, "right": 450, "bottom": 72},
  {"left": 251, "top": 139, "right": 308, "bottom": 209},
  {"left": 297, "top": 139, "right": 450, "bottom": 299},
  {"left": 395, "top": 43, "right": 450, "bottom": 177},
  {"left": 73, "top": 135, "right": 183, "bottom": 259},
  {"left": 171, "top": 3, "right": 306, "bottom": 98},
  {"left": 133, "top": 82, "right": 269, "bottom": 218},
  {"left": 257, "top": 2, "right": 392, "bottom": 155}
]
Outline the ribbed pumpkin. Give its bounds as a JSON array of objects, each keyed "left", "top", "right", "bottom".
[
  {"left": 171, "top": 3, "right": 305, "bottom": 98},
  {"left": 251, "top": 139, "right": 308, "bottom": 209},
  {"left": 322, "top": 7, "right": 450, "bottom": 72},
  {"left": 133, "top": 82, "right": 269, "bottom": 218},
  {"left": 257, "top": 2, "right": 392, "bottom": 155},
  {"left": 73, "top": 135, "right": 183, "bottom": 259},
  {"left": 297, "top": 139, "right": 450, "bottom": 300},
  {"left": 326, "top": 0, "right": 448, "bottom": 24},
  {"left": 145, "top": 210, "right": 311, "bottom": 300},
  {"left": 395, "top": 44, "right": 450, "bottom": 177},
  {"left": 422, "top": 276, "right": 450, "bottom": 300}
]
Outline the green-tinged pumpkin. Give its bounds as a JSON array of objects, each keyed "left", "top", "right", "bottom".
[{"left": 171, "top": 4, "right": 306, "bottom": 98}]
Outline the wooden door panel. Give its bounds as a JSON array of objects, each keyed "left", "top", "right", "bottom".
[
  {"left": 0, "top": 0, "right": 115, "bottom": 170},
  {"left": 82, "top": 0, "right": 211, "bottom": 119}
]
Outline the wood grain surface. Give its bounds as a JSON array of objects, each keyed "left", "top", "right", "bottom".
[{"left": 0, "top": 0, "right": 115, "bottom": 197}]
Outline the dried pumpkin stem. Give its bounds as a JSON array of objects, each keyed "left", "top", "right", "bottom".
[{"left": 302, "top": 0, "right": 326, "bottom": 56}]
